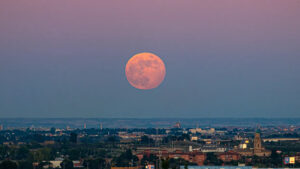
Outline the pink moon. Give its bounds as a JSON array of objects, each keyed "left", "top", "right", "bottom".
[{"left": 125, "top": 52, "right": 166, "bottom": 90}]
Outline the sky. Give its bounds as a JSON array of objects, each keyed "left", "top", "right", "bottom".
[{"left": 0, "top": 0, "right": 300, "bottom": 118}]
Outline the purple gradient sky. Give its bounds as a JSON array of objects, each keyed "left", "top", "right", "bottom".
[{"left": 0, "top": 0, "right": 300, "bottom": 118}]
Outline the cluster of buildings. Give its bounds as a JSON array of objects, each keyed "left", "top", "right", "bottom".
[
  {"left": 136, "top": 149, "right": 206, "bottom": 166},
  {"left": 189, "top": 128, "right": 216, "bottom": 135},
  {"left": 32, "top": 158, "right": 84, "bottom": 168},
  {"left": 134, "top": 131, "right": 273, "bottom": 166},
  {"left": 1, "top": 121, "right": 300, "bottom": 169},
  {"left": 233, "top": 133, "right": 271, "bottom": 157}
]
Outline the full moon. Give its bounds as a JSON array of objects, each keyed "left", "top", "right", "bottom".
[{"left": 125, "top": 52, "right": 166, "bottom": 90}]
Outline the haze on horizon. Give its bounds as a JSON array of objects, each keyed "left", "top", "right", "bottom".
[{"left": 0, "top": 0, "right": 300, "bottom": 118}]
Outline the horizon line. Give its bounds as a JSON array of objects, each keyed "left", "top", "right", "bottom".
[{"left": 0, "top": 117, "right": 299, "bottom": 119}]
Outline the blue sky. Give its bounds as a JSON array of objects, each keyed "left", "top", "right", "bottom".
[{"left": 0, "top": 0, "right": 299, "bottom": 118}]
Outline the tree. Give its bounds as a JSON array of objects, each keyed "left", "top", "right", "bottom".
[
  {"left": 270, "top": 150, "right": 282, "bottom": 167},
  {"left": 37, "top": 161, "right": 51, "bottom": 169},
  {"left": 168, "top": 158, "right": 192, "bottom": 169},
  {"left": 33, "top": 147, "right": 53, "bottom": 162},
  {"left": 178, "top": 134, "right": 190, "bottom": 141},
  {"left": 141, "top": 154, "right": 158, "bottom": 167},
  {"left": 0, "top": 145, "right": 10, "bottom": 160},
  {"left": 161, "top": 158, "right": 170, "bottom": 169},
  {"left": 0, "top": 160, "right": 18, "bottom": 169},
  {"left": 60, "top": 159, "right": 74, "bottom": 169},
  {"left": 113, "top": 149, "right": 138, "bottom": 167},
  {"left": 68, "top": 148, "right": 80, "bottom": 160},
  {"left": 69, "top": 133, "right": 77, "bottom": 144},
  {"left": 107, "top": 136, "right": 119, "bottom": 145},
  {"left": 184, "top": 162, "right": 188, "bottom": 169},
  {"left": 140, "top": 136, "right": 154, "bottom": 145},
  {"left": 50, "top": 127, "right": 56, "bottom": 134},
  {"left": 15, "top": 146, "right": 30, "bottom": 160},
  {"left": 84, "top": 158, "right": 106, "bottom": 169},
  {"left": 18, "top": 161, "right": 33, "bottom": 169},
  {"left": 204, "top": 152, "right": 223, "bottom": 165},
  {"left": 31, "top": 134, "right": 45, "bottom": 143}
]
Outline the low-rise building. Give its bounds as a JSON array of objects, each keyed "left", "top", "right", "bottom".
[
  {"left": 217, "top": 151, "right": 241, "bottom": 162},
  {"left": 136, "top": 149, "right": 206, "bottom": 166},
  {"left": 111, "top": 167, "right": 140, "bottom": 169},
  {"left": 200, "top": 145, "right": 226, "bottom": 153}
]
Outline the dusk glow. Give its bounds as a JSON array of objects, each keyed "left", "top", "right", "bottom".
[{"left": 0, "top": 0, "right": 299, "bottom": 118}]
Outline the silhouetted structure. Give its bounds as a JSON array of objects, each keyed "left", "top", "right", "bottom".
[{"left": 70, "top": 133, "right": 78, "bottom": 144}]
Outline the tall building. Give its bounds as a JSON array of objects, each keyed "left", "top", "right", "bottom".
[
  {"left": 253, "top": 132, "right": 271, "bottom": 156},
  {"left": 254, "top": 133, "right": 262, "bottom": 152},
  {"left": 84, "top": 123, "right": 86, "bottom": 129},
  {"left": 234, "top": 132, "right": 271, "bottom": 157},
  {"left": 0, "top": 124, "right": 3, "bottom": 131}
]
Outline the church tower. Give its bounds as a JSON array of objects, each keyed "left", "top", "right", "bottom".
[{"left": 254, "top": 132, "right": 262, "bottom": 153}]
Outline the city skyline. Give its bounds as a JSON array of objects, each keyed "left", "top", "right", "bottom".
[{"left": 0, "top": 117, "right": 300, "bottom": 129}]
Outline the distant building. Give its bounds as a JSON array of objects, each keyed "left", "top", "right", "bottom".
[
  {"left": 42, "top": 140, "right": 55, "bottom": 145},
  {"left": 111, "top": 167, "right": 139, "bottom": 169},
  {"left": 180, "top": 166, "right": 252, "bottom": 169},
  {"left": 191, "top": 136, "right": 198, "bottom": 141},
  {"left": 263, "top": 138, "right": 300, "bottom": 142},
  {"left": 145, "top": 164, "right": 155, "bottom": 169},
  {"left": 73, "top": 160, "right": 84, "bottom": 168},
  {"left": 253, "top": 132, "right": 271, "bottom": 156},
  {"left": 136, "top": 150, "right": 206, "bottom": 166},
  {"left": 296, "top": 153, "right": 300, "bottom": 163},
  {"left": 200, "top": 145, "right": 226, "bottom": 153},
  {"left": 0, "top": 124, "right": 3, "bottom": 130},
  {"left": 239, "top": 143, "right": 247, "bottom": 149},
  {"left": 217, "top": 151, "right": 241, "bottom": 162},
  {"left": 234, "top": 132, "right": 271, "bottom": 157},
  {"left": 3, "top": 142, "right": 14, "bottom": 146},
  {"left": 49, "top": 160, "right": 62, "bottom": 168},
  {"left": 234, "top": 135, "right": 244, "bottom": 141},
  {"left": 189, "top": 128, "right": 215, "bottom": 135},
  {"left": 47, "top": 159, "right": 83, "bottom": 168},
  {"left": 174, "top": 122, "right": 181, "bottom": 128}
]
